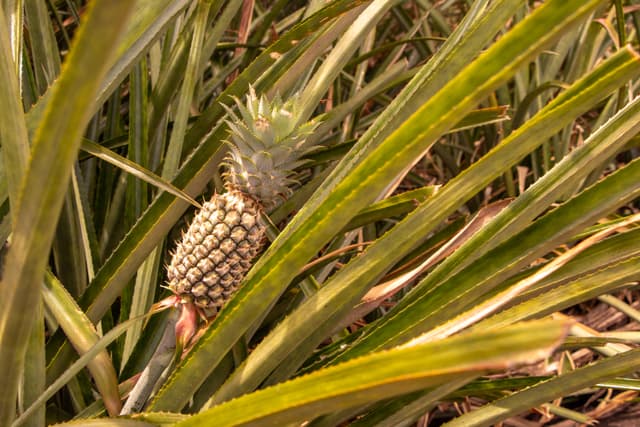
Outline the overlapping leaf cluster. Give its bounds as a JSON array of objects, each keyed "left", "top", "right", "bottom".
[{"left": 1, "top": 1, "right": 639, "bottom": 426}]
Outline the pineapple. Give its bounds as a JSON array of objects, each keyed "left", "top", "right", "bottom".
[{"left": 166, "top": 88, "right": 318, "bottom": 319}]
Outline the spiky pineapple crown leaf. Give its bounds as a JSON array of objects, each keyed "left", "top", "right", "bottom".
[{"left": 222, "top": 88, "right": 320, "bottom": 211}]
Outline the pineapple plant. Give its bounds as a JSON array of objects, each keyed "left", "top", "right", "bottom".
[
  {"left": 8, "top": 1, "right": 640, "bottom": 425},
  {"left": 166, "top": 88, "right": 319, "bottom": 319}
]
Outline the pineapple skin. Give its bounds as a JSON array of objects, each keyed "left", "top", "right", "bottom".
[{"left": 167, "top": 190, "right": 266, "bottom": 314}]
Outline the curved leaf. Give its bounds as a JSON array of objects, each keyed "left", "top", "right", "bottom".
[
  {"left": 177, "top": 320, "right": 568, "bottom": 427},
  {"left": 81, "top": 140, "right": 201, "bottom": 209},
  {"left": 41, "top": 272, "right": 121, "bottom": 417},
  {"left": 0, "top": 1, "right": 136, "bottom": 422},
  {"left": 13, "top": 313, "right": 151, "bottom": 427},
  {"left": 0, "top": 6, "right": 29, "bottom": 221}
]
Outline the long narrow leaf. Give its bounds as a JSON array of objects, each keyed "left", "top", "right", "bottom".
[
  {"left": 81, "top": 140, "right": 201, "bottom": 209},
  {"left": 0, "top": 1, "right": 135, "bottom": 422},
  {"left": 176, "top": 320, "right": 568, "bottom": 427},
  {"left": 41, "top": 272, "right": 121, "bottom": 416},
  {"left": 0, "top": 6, "right": 29, "bottom": 221},
  {"left": 12, "top": 314, "right": 152, "bottom": 427},
  {"left": 297, "top": 0, "right": 401, "bottom": 122},
  {"left": 474, "top": 255, "right": 640, "bottom": 331}
]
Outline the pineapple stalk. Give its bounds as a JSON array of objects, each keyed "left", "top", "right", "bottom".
[{"left": 166, "top": 89, "right": 318, "bottom": 318}]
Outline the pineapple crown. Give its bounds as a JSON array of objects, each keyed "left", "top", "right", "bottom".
[{"left": 222, "top": 87, "right": 320, "bottom": 211}]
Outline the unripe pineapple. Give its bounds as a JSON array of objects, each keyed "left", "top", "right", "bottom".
[
  {"left": 167, "top": 88, "right": 318, "bottom": 317},
  {"left": 167, "top": 191, "right": 265, "bottom": 313}
]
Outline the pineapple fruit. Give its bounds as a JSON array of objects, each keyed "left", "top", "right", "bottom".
[{"left": 166, "top": 88, "right": 318, "bottom": 318}]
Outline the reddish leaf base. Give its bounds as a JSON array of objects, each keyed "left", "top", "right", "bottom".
[{"left": 151, "top": 295, "right": 212, "bottom": 355}]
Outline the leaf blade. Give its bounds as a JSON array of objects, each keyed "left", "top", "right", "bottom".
[
  {"left": 175, "top": 320, "right": 569, "bottom": 427},
  {"left": 0, "top": 0, "right": 136, "bottom": 421}
]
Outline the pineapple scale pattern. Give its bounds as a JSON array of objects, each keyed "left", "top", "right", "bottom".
[{"left": 167, "top": 191, "right": 266, "bottom": 312}]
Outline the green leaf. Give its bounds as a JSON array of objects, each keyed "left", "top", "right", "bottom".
[
  {"left": 122, "top": 57, "right": 152, "bottom": 367},
  {"left": 343, "top": 185, "right": 439, "bottom": 231},
  {"left": 0, "top": 6, "right": 29, "bottom": 223},
  {"left": 160, "top": 0, "right": 212, "bottom": 180},
  {"left": 347, "top": 377, "right": 476, "bottom": 427},
  {"left": 20, "top": 301, "right": 45, "bottom": 427},
  {"left": 24, "top": 0, "right": 61, "bottom": 93},
  {"left": 41, "top": 272, "right": 121, "bottom": 418},
  {"left": 296, "top": 0, "right": 402, "bottom": 122},
  {"left": 147, "top": 0, "right": 236, "bottom": 148},
  {"left": 13, "top": 312, "right": 152, "bottom": 427},
  {"left": 597, "top": 378, "right": 640, "bottom": 391},
  {"left": 176, "top": 320, "right": 568, "bottom": 427},
  {"left": 81, "top": 140, "right": 201, "bottom": 209},
  {"left": 449, "top": 106, "right": 510, "bottom": 132},
  {"left": 33, "top": 419, "right": 155, "bottom": 427},
  {"left": 475, "top": 255, "right": 640, "bottom": 331},
  {"left": 0, "top": 1, "right": 136, "bottom": 422}
]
